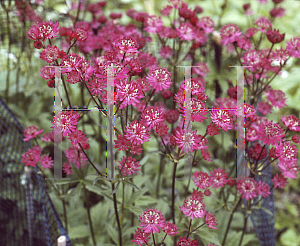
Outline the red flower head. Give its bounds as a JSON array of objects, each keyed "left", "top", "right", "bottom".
[
  {"left": 23, "top": 125, "right": 43, "bottom": 142},
  {"left": 267, "top": 29, "right": 285, "bottom": 44},
  {"left": 139, "top": 209, "right": 166, "bottom": 234}
]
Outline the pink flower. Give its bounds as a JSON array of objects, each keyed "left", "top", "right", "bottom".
[
  {"left": 87, "top": 78, "right": 106, "bottom": 96},
  {"left": 40, "top": 45, "right": 59, "bottom": 63},
  {"left": 220, "top": 24, "right": 242, "bottom": 46},
  {"left": 23, "top": 125, "right": 43, "bottom": 141},
  {"left": 161, "top": 5, "right": 173, "bottom": 16},
  {"left": 180, "top": 196, "right": 207, "bottom": 220},
  {"left": 292, "top": 134, "right": 300, "bottom": 143},
  {"left": 168, "top": 0, "right": 183, "bottom": 9},
  {"left": 146, "top": 67, "right": 172, "bottom": 91},
  {"left": 74, "top": 28, "right": 88, "bottom": 41},
  {"left": 174, "top": 129, "right": 200, "bottom": 153},
  {"left": 125, "top": 121, "right": 150, "bottom": 145},
  {"left": 65, "top": 146, "right": 87, "bottom": 168},
  {"left": 155, "top": 122, "right": 169, "bottom": 136},
  {"left": 255, "top": 17, "right": 272, "bottom": 33},
  {"left": 271, "top": 173, "right": 287, "bottom": 188},
  {"left": 210, "top": 109, "right": 233, "bottom": 132},
  {"left": 257, "top": 101, "right": 273, "bottom": 115},
  {"left": 209, "top": 167, "right": 228, "bottom": 188},
  {"left": 206, "top": 123, "right": 220, "bottom": 137},
  {"left": 139, "top": 209, "right": 166, "bottom": 234},
  {"left": 193, "top": 171, "right": 211, "bottom": 189},
  {"left": 51, "top": 110, "right": 80, "bottom": 137},
  {"left": 286, "top": 37, "right": 300, "bottom": 59},
  {"left": 143, "top": 15, "right": 163, "bottom": 33},
  {"left": 275, "top": 141, "right": 298, "bottom": 164},
  {"left": 40, "top": 155, "right": 54, "bottom": 169},
  {"left": 193, "top": 62, "right": 209, "bottom": 77},
  {"left": 159, "top": 45, "right": 173, "bottom": 58},
  {"left": 132, "top": 228, "right": 150, "bottom": 246},
  {"left": 205, "top": 212, "right": 218, "bottom": 229},
  {"left": 63, "top": 161, "right": 73, "bottom": 175},
  {"left": 176, "top": 22, "right": 195, "bottom": 41},
  {"left": 281, "top": 115, "right": 300, "bottom": 131},
  {"left": 118, "top": 156, "right": 141, "bottom": 176},
  {"left": 21, "top": 145, "right": 42, "bottom": 167},
  {"left": 141, "top": 106, "right": 165, "bottom": 128},
  {"left": 256, "top": 181, "right": 271, "bottom": 198},
  {"left": 241, "top": 49, "right": 261, "bottom": 71},
  {"left": 270, "top": 7, "right": 285, "bottom": 18},
  {"left": 163, "top": 222, "right": 178, "bottom": 236},
  {"left": 40, "top": 66, "right": 55, "bottom": 80},
  {"left": 278, "top": 161, "right": 299, "bottom": 179},
  {"left": 272, "top": 47, "right": 289, "bottom": 64},
  {"left": 257, "top": 118, "right": 285, "bottom": 145},
  {"left": 197, "top": 16, "right": 215, "bottom": 34},
  {"left": 66, "top": 70, "right": 82, "bottom": 84},
  {"left": 113, "top": 36, "right": 139, "bottom": 53},
  {"left": 67, "top": 128, "right": 89, "bottom": 150},
  {"left": 236, "top": 179, "right": 258, "bottom": 200},
  {"left": 115, "top": 79, "right": 144, "bottom": 109}
]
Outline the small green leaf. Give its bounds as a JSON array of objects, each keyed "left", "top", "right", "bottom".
[
  {"left": 124, "top": 180, "right": 140, "bottom": 190},
  {"left": 110, "top": 181, "right": 120, "bottom": 195}
]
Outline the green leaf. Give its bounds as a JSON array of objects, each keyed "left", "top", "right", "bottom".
[
  {"left": 280, "top": 228, "right": 300, "bottom": 246},
  {"left": 105, "top": 223, "right": 119, "bottom": 245},
  {"left": 127, "top": 205, "right": 143, "bottom": 216},
  {"left": 123, "top": 180, "right": 140, "bottom": 190},
  {"left": 139, "top": 154, "right": 150, "bottom": 165},
  {"left": 110, "top": 181, "right": 120, "bottom": 195},
  {"left": 68, "top": 225, "right": 90, "bottom": 239},
  {"left": 67, "top": 183, "right": 82, "bottom": 203}
]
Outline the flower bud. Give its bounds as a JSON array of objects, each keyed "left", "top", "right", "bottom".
[{"left": 267, "top": 29, "right": 285, "bottom": 44}]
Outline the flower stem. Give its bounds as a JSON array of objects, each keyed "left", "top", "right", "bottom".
[
  {"left": 112, "top": 182, "right": 122, "bottom": 246},
  {"left": 186, "top": 218, "right": 192, "bottom": 238},
  {"left": 152, "top": 232, "right": 156, "bottom": 246},
  {"left": 62, "top": 199, "right": 68, "bottom": 233},
  {"left": 222, "top": 196, "right": 242, "bottom": 246},
  {"left": 171, "top": 160, "right": 178, "bottom": 224},
  {"left": 83, "top": 184, "right": 96, "bottom": 246},
  {"left": 238, "top": 214, "right": 248, "bottom": 246}
]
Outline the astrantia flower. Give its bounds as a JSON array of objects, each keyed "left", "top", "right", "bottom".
[
  {"left": 176, "top": 22, "right": 195, "bottom": 41},
  {"left": 257, "top": 101, "right": 273, "bottom": 115},
  {"left": 209, "top": 167, "right": 228, "bottom": 188},
  {"left": 38, "top": 20, "right": 60, "bottom": 41},
  {"left": 193, "top": 171, "right": 211, "bottom": 189},
  {"left": 193, "top": 62, "right": 209, "bottom": 77},
  {"left": 125, "top": 121, "right": 150, "bottom": 145},
  {"left": 146, "top": 67, "right": 172, "bottom": 91},
  {"left": 271, "top": 173, "right": 287, "bottom": 188},
  {"left": 270, "top": 7, "right": 285, "bottom": 18},
  {"left": 255, "top": 17, "right": 272, "bottom": 33},
  {"left": 180, "top": 196, "right": 207, "bottom": 220},
  {"left": 40, "top": 66, "right": 55, "bottom": 80},
  {"left": 220, "top": 24, "right": 242, "bottom": 46},
  {"left": 292, "top": 134, "right": 300, "bottom": 143},
  {"left": 267, "top": 29, "right": 285, "bottom": 44},
  {"left": 51, "top": 110, "right": 80, "bottom": 137},
  {"left": 139, "top": 209, "right": 166, "bottom": 234},
  {"left": 210, "top": 110, "right": 233, "bottom": 132},
  {"left": 281, "top": 115, "right": 300, "bottom": 131},
  {"left": 63, "top": 161, "right": 73, "bottom": 175},
  {"left": 207, "top": 123, "right": 220, "bottom": 136},
  {"left": 275, "top": 141, "right": 298, "bottom": 164},
  {"left": 163, "top": 222, "right": 178, "bottom": 236},
  {"left": 141, "top": 106, "right": 165, "bottom": 128},
  {"left": 258, "top": 119, "right": 285, "bottom": 145},
  {"left": 169, "top": 0, "right": 183, "bottom": 9},
  {"left": 256, "top": 181, "right": 271, "bottom": 198},
  {"left": 155, "top": 122, "right": 169, "bottom": 136},
  {"left": 132, "top": 228, "right": 150, "bottom": 246},
  {"left": 143, "top": 15, "right": 163, "bottom": 33},
  {"left": 278, "top": 161, "right": 299, "bottom": 179},
  {"left": 115, "top": 79, "right": 144, "bottom": 109},
  {"left": 197, "top": 16, "right": 215, "bottom": 34},
  {"left": 174, "top": 129, "right": 200, "bottom": 153},
  {"left": 236, "top": 179, "right": 258, "bottom": 200},
  {"left": 113, "top": 36, "right": 139, "bottom": 53},
  {"left": 205, "top": 212, "right": 218, "bottom": 229},
  {"left": 272, "top": 47, "right": 290, "bottom": 64},
  {"left": 23, "top": 125, "right": 43, "bottom": 141},
  {"left": 65, "top": 146, "right": 87, "bottom": 168},
  {"left": 40, "top": 45, "right": 59, "bottom": 63},
  {"left": 286, "top": 37, "right": 300, "bottom": 59},
  {"left": 241, "top": 49, "right": 261, "bottom": 71},
  {"left": 21, "top": 145, "right": 42, "bottom": 167},
  {"left": 244, "top": 103, "right": 256, "bottom": 118},
  {"left": 40, "top": 155, "right": 54, "bottom": 169},
  {"left": 118, "top": 156, "right": 140, "bottom": 176},
  {"left": 67, "top": 128, "right": 89, "bottom": 150},
  {"left": 87, "top": 78, "right": 106, "bottom": 96},
  {"left": 66, "top": 70, "right": 82, "bottom": 84},
  {"left": 159, "top": 45, "right": 173, "bottom": 58}
]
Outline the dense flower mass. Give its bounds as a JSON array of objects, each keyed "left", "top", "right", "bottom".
[{"left": 146, "top": 67, "right": 172, "bottom": 91}]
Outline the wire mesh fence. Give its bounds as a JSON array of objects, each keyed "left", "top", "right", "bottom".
[{"left": 0, "top": 95, "right": 71, "bottom": 246}]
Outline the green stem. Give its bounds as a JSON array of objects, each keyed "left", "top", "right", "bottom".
[
  {"left": 112, "top": 182, "right": 122, "bottom": 246},
  {"left": 83, "top": 184, "right": 96, "bottom": 246},
  {"left": 238, "top": 214, "right": 248, "bottom": 246},
  {"left": 222, "top": 197, "right": 242, "bottom": 246},
  {"left": 171, "top": 160, "right": 178, "bottom": 224},
  {"left": 62, "top": 199, "right": 68, "bottom": 233},
  {"left": 186, "top": 218, "right": 192, "bottom": 238},
  {"left": 152, "top": 232, "right": 156, "bottom": 246}
]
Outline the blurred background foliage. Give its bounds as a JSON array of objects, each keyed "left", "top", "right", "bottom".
[{"left": 0, "top": 0, "right": 299, "bottom": 245}]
